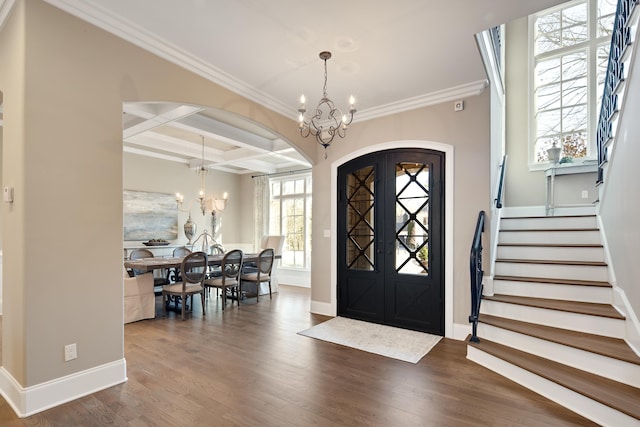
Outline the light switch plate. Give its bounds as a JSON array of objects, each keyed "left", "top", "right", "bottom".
[{"left": 3, "top": 186, "right": 13, "bottom": 203}]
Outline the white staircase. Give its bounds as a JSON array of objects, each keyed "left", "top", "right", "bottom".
[{"left": 467, "top": 214, "right": 640, "bottom": 427}]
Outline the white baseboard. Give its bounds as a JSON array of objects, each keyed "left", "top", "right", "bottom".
[
  {"left": 310, "top": 300, "right": 335, "bottom": 317},
  {"left": 0, "top": 358, "right": 127, "bottom": 418}
]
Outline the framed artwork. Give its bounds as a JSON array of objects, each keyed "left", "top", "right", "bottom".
[{"left": 123, "top": 190, "right": 178, "bottom": 240}]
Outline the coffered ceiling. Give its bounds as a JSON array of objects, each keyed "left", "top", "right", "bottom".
[{"left": 2, "top": 0, "right": 570, "bottom": 174}]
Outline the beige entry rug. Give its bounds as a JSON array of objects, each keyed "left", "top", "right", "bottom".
[{"left": 298, "top": 317, "right": 442, "bottom": 363}]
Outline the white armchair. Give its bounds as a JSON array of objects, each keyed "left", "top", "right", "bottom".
[{"left": 123, "top": 267, "right": 155, "bottom": 323}]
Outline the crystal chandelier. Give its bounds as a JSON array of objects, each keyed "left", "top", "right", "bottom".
[{"left": 298, "top": 51, "right": 356, "bottom": 158}]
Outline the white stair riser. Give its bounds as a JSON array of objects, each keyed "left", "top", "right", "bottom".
[
  {"left": 499, "top": 230, "right": 601, "bottom": 245},
  {"left": 501, "top": 216, "right": 597, "bottom": 230},
  {"left": 477, "top": 323, "right": 640, "bottom": 388},
  {"left": 495, "top": 262, "right": 608, "bottom": 282},
  {"left": 493, "top": 280, "right": 612, "bottom": 304},
  {"left": 480, "top": 300, "right": 625, "bottom": 338},
  {"left": 496, "top": 245, "right": 605, "bottom": 262},
  {"left": 467, "top": 347, "right": 639, "bottom": 427}
]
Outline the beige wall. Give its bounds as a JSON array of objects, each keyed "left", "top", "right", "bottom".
[
  {"left": 504, "top": 17, "right": 545, "bottom": 206},
  {"left": 0, "top": 0, "right": 27, "bottom": 385},
  {"left": 0, "top": 0, "right": 307, "bottom": 389},
  {"left": 310, "top": 91, "right": 492, "bottom": 327}
]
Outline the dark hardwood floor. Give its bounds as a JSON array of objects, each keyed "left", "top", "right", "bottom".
[{"left": 0, "top": 286, "right": 597, "bottom": 426}]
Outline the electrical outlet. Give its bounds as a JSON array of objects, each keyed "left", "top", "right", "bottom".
[
  {"left": 454, "top": 100, "right": 464, "bottom": 112},
  {"left": 64, "top": 343, "right": 77, "bottom": 361},
  {"left": 581, "top": 190, "right": 589, "bottom": 199}
]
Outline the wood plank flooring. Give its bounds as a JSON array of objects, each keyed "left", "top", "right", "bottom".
[{"left": 0, "top": 286, "right": 597, "bottom": 426}]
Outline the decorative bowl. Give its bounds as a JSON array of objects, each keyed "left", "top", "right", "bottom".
[{"left": 143, "top": 241, "right": 170, "bottom": 246}]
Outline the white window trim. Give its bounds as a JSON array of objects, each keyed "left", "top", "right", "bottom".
[
  {"left": 527, "top": 0, "right": 609, "bottom": 171},
  {"left": 269, "top": 172, "right": 312, "bottom": 270}
]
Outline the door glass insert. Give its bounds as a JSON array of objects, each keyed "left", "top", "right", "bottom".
[
  {"left": 346, "top": 166, "right": 375, "bottom": 270},
  {"left": 395, "top": 162, "right": 429, "bottom": 275}
]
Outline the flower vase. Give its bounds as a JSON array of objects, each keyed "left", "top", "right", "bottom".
[{"left": 547, "top": 142, "right": 562, "bottom": 164}]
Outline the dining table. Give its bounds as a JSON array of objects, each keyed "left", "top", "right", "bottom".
[{"left": 124, "top": 252, "right": 265, "bottom": 273}]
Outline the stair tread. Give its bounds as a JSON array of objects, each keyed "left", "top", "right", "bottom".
[
  {"left": 501, "top": 228, "right": 599, "bottom": 232},
  {"left": 479, "top": 314, "right": 640, "bottom": 365},
  {"left": 502, "top": 215, "right": 596, "bottom": 219},
  {"left": 483, "top": 294, "right": 625, "bottom": 320},
  {"left": 498, "top": 243, "right": 603, "bottom": 248},
  {"left": 496, "top": 258, "right": 607, "bottom": 266},
  {"left": 468, "top": 338, "right": 640, "bottom": 420},
  {"left": 493, "top": 275, "right": 611, "bottom": 288}
]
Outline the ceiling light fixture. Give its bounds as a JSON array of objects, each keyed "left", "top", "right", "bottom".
[
  {"left": 176, "top": 135, "right": 228, "bottom": 217},
  {"left": 298, "top": 51, "right": 356, "bottom": 158}
]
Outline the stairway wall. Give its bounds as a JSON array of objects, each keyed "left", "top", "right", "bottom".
[{"left": 598, "top": 18, "right": 640, "bottom": 353}]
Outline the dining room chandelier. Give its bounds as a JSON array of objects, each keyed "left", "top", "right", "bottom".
[
  {"left": 175, "top": 135, "right": 228, "bottom": 216},
  {"left": 298, "top": 51, "right": 356, "bottom": 158}
]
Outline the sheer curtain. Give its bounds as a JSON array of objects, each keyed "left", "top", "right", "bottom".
[{"left": 253, "top": 175, "right": 269, "bottom": 252}]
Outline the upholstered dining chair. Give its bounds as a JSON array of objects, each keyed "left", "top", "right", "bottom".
[
  {"left": 173, "top": 246, "right": 192, "bottom": 257},
  {"left": 204, "top": 249, "right": 243, "bottom": 310},
  {"left": 129, "top": 248, "right": 169, "bottom": 290},
  {"left": 162, "top": 251, "right": 208, "bottom": 320},
  {"left": 240, "top": 248, "right": 275, "bottom": 302}
]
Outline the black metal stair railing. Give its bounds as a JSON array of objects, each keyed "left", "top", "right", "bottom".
[
  {"left": 597, "top": 0, "right": 638, "bottom": 184},
  {"left": 495, "top": 155, "right": 507, "bottom": 209},
  {"left": 469, "top": 210, "right": 486, "bottom": 343}
]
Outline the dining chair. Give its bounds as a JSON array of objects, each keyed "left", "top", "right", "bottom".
[
  {"left": 173, "top": 246, "right": 192, "bottom": 257},
  {"left": 162, "top": 251, "right": 208, "bottom": 320},
  {"left": 204, "top": 249, "right": 243, "bottom": 310},
  {"left": 240, "top": 248, "right": 275, "bottom": 302},
  {"left": 129, "top": 248, "right": 169, "bottom": 289},
  {"left": 168, "top": 246, "right": 192, "bottom": 283}
]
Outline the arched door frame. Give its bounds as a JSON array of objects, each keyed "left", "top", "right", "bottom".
[{"left": 330, "top": 140, "right": 454, "bottom": 338}]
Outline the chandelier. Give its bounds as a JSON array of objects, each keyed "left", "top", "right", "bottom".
[
  {"left": 298, "top": 51, "right": 356, "bottom": 158},
  {"left": 176, "top": 135, "right": 228, "bottom": 216}
]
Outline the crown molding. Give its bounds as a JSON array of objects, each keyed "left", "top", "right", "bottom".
[
  {"left": 42, "top": 1, "right": 489, "bottom": 124},
  {"left": 43, "top": 0, "right": 293, "bottom": 116},
  {"left": 354, "top": 79, "right": 489, "bottom": 123}
]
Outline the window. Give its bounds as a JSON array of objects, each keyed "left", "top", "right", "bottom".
[
  {"left": 531, "top": 0, "right": 616, "bottom": 165},
  {"left": 269, "top": 174, "right": 312, "bottom": 269}
]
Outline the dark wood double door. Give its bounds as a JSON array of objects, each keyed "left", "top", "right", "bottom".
[{"left": 337, "top": 148, "right": 444, "bottom": 335}]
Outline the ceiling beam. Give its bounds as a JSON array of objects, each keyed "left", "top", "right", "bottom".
[{"left": 123, "top": 105, "right": 203, "bottom": 138}]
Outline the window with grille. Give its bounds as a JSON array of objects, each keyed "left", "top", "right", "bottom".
[
  {"left": 531, "top": 0, "right": 616, "bottom": 165},
  {"left": 269, "top": 174, "right": 312, "bottom": 269}
]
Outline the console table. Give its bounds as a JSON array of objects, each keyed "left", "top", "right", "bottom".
[{"left": 545, "top": 163, "right": 597, "bottom": 216}]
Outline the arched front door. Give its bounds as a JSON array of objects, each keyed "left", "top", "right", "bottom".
[{"left": 337, "top": 148, "right": 445, "bottom": 335}]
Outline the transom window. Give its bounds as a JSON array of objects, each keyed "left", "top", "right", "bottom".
[
  {"left": 531, "top": 0, "right": 615, "bottom": 165},
  {"left": 269, "top": 174, "right": 312, "bottom": 269}
]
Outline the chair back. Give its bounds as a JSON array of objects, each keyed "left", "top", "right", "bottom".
[
  {"left": 173, "top": 246, "right": 192, "bottom": 257},
  {"left": 130, "top": 248, "right": 154, "bottom": 260},
  {"left": 210, "top": 243, "right": 225, "bottom": 255},
  {"left": 181, "top": 251, "right": 208, "bottom": 285},
  {"left": 222, "top": 249, "right": 244, "bottom": 281},
  {"left": 258, "top": 248, "right": 275, "bottom": 275},
  {"left": 130, "top": 248, "right": 154, "bottom": 276}
]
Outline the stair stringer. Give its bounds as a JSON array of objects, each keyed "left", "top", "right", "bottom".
[{"left": 597, "top": 214, "right": 640, "bottom": 357}]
